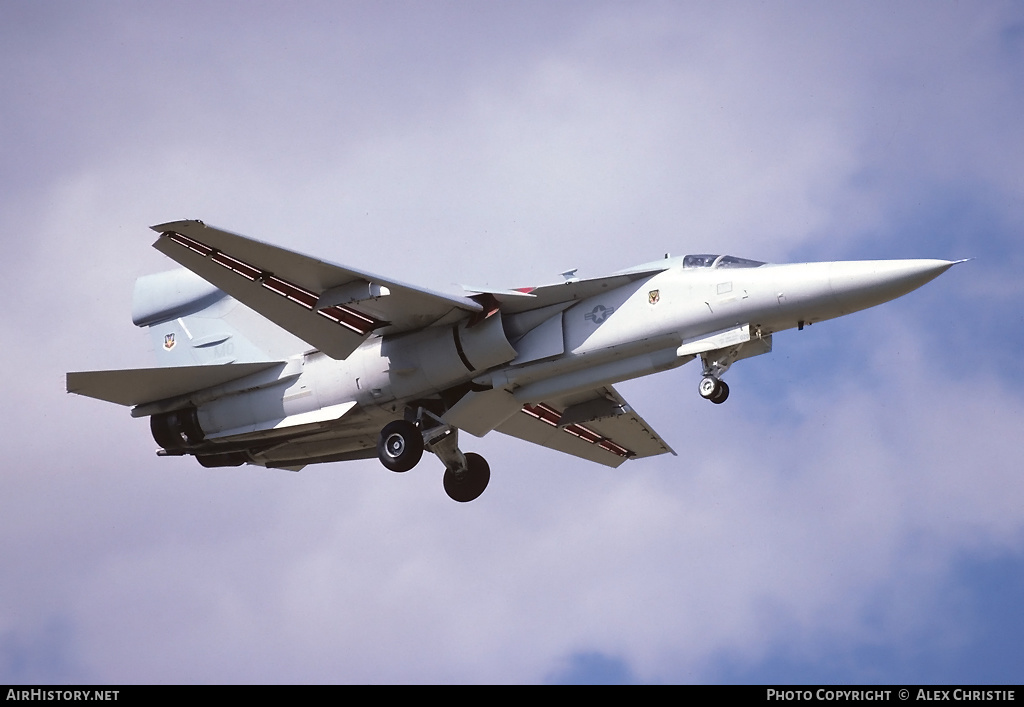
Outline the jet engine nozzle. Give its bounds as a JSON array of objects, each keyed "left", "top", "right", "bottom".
[{"left": 151, "top": 407, "right": 205, "bottom": 450}]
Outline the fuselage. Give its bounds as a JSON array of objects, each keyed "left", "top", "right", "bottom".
[{"left": 186, "top": 255, "right": 956, "bottom": 465}]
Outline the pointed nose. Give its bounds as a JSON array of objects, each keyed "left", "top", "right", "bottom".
[{"left": 828, "top": 259, "right": 959, "bottom": 314}]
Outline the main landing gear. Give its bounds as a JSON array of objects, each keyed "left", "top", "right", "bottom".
[{"left": 375, "top": 412, "right": 490, "bottom": 502}]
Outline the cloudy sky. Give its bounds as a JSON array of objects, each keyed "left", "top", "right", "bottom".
[{"left": 2, "top": 1, "right": 1022, "bottom": 684}]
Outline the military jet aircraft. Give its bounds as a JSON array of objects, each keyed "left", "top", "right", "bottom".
[{"left": 67, "top": 221, "right": 962, "bottom": 502}]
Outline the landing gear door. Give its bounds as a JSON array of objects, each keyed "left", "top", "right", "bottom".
[{"left": 441, "top": 388, "right": 523, "bottom": 438}]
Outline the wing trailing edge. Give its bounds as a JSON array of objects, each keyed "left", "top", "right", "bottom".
[{"left": 496, "top": 385, "right": 675, "bottom": 467}]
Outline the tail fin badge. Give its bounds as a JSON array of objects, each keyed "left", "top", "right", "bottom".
[{"left": 164, "top": 333, "right": 176, "bottom": 350}]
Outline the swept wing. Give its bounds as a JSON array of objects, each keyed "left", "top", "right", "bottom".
[{"left": 151, "top": 220, "right": 484, "bottom": 359}]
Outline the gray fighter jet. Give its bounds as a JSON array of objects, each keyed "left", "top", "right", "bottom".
[{"left": 68, "top": 221, "right": 962, "bottom": 502}]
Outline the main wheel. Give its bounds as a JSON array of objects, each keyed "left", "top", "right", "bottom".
[
  {"left": 710, "top": 380, "right": 730, "bottom": 404},
  {"left": 443, "top": 452, "right": 490, "bottom": 503},
  {"left": 377, "top": 420, "right": 423, "bottom": 472}
]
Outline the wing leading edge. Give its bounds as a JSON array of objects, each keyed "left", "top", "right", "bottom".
[{"left": 151, "top": 220, "right": 484, "bottom": 360}]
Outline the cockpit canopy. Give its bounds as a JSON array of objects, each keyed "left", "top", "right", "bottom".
[{"left": 683, "top": 254, "right": 765, "bottom": 269}]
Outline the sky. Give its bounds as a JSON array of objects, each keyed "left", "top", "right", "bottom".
[{"left": 2, "top": 0, "right": 1023, "bottom": 685}]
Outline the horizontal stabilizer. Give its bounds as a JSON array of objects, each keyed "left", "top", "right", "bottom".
[{"left": 66, "top": 362, "right": 283, "bottom": 407}]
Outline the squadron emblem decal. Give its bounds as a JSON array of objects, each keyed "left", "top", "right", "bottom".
[
  {"left": 648, "top": 289, "right": 660, "bottom": 305},
  {"left": 164, "top": 333, "right": 176, "bottom": 350},
  {"left": 584, "top": 304, "right": 615, "bottom": 324}
]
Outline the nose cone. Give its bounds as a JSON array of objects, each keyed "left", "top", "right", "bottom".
[{"left": 828, "top": 259, "right": 960, "bottom": 315}]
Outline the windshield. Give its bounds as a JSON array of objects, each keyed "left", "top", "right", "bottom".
[{"left": 683, "top": 254, "right": 764, "bottom": 269}]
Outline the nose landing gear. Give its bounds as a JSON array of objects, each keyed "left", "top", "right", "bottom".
[{"left": 698, "top": 347, "right": 736, "bottom": 405}]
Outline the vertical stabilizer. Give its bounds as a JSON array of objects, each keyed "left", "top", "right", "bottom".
[{"left": 132, "top": 268, "right": 307, "bottom": 366}]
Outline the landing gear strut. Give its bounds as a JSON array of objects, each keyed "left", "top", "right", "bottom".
[{"left": 425, "top": 422, "right": 490, "bottom": 503}]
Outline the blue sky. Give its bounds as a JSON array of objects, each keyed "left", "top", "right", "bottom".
[{"left": 1, "top": 1, "right": 1022, "bottom": 684}]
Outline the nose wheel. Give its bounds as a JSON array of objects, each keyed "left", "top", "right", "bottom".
[{"left": 698, "top": 376, "right": 730, "bottom": 404}]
